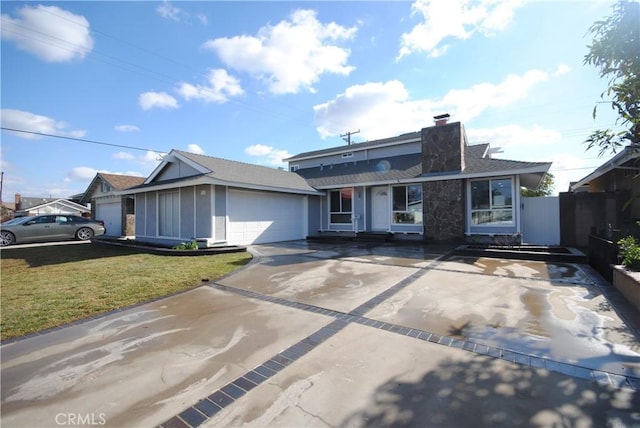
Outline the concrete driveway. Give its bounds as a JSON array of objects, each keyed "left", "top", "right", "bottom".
[{"left": 1, "top": 240, "right": 639, "bottom": 427}]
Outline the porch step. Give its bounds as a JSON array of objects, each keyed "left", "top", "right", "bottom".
[{"left": 453, "top": 245, "right": 587, "bottom": 264}]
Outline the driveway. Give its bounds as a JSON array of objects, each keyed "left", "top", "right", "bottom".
[{"left": 1, "top": 240, "right": 639, "bottom": 427}]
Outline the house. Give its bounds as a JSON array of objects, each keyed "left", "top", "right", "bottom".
[
  {"left": 288, "top": 117, "right": 551, "bottom": 242},
  {"left": 124, "top": 151, "right": 321, "bottom": 246},
  {"left": 127, "top": 117, "right": 551, "bottom": 247},
  {"left": 80, "top": 173, "right": 145, "bottom": 237},
  {"left": 560, "top": 145, "right": 639, "bottom": 246},
  {"left": 13, "top": 194, "right": 90, "bottom": 217}
]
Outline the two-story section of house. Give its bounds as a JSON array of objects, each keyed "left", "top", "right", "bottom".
[{"left": 289, "top": 116, "right": 552, "bottom": 242}]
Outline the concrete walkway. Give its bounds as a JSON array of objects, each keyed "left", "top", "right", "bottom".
[{"left": 1, "top": 240, "right": 639, "bottom": 427}]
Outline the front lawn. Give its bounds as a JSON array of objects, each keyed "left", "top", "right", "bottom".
[{"left": 0, "top": 243, "right": 251, "bottom": 340}]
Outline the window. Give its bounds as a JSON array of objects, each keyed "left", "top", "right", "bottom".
[
  {"left": 101, "top": 182, "right": 111, "bottom": 193},
  {"left": 290, "top": 165, "right": 299, "bottom": 172},
  {"left": 471, "top": 178, "right": 513, "bottom": 225},
  {"left": 330, "top": 188, "right": 352, "bottom": 224},
  {"left": 392, "top": 185, "right": 422, "bottom": 224},
  {"left": 159, "top": 191, "right": 180, "bottom": 237},
  {"left": 341, "top": 152, "right": 353, "bottom": 159}
]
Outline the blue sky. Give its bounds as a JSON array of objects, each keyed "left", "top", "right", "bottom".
[{"left": 0, "top": 0, "right": 624, "bottom": 200}]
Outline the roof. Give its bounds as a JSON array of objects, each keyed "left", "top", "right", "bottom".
[
  {"left": 80, "top": 173, "right": 146, "bottom": 203},
  {"left": 286, "top": 131, "right": 422, "bottom": 162},
  {"left": 130, "top": 150, "right": 321, "bottom": 195},
  {"left": 295, "top": 144, "right": 551, "bottom": 188},
  {"left": 16, "top": 198, "right": 89, "bottom": 214},
  {"left": 100, "top": 173, "right": 145, "bottom": 190},
  {"left": 570, "top": 145, "right": 640, "bottom": 191}
]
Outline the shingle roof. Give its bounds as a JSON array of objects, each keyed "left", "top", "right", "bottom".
[
  {"left": 174, "top": 150, "right": 319, "bottom": 194},
  {"left": 295, "top": 144, "right": 550, "bottom": 188},
  {"left": 100, "top": 173, "right": 145, "bottom": 190}
]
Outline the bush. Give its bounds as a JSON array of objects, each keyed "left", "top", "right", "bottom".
[
  {"left": 174, "top": 240, "right": 198, "bottom": 251},
  {"left": 617, "top": 235, "right": 640, "bottom": 271}
]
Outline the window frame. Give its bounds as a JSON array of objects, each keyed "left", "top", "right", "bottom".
[
  {"left": 391, "top": 184, "right": 423, "bottom": 225},
  {"left": 329, "top": 188, "right": 353, "bottom": 224},
  {"left": 470, "top": 177, "right": 514, "bottom": 226}
]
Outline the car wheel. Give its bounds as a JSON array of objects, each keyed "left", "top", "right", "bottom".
[
  {"left": 0, "top": 231, "right": 15, "bottom": 246},
  {"left": 76, "top": 227, "right": 94, "bottom": 241}
]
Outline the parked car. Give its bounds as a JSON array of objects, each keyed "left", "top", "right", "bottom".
[{"left": 0, "top": 215, "right": 106, "bottom": 246}]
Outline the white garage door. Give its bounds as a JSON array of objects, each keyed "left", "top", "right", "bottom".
[
  {"left": 96, "top": 202, "right": 121, "bottom": 237},
  {"left": 228, "top": 190, "right": 305, "bottom": 245}
]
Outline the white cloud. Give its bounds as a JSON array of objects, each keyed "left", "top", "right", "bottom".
[
  {"left": 112, "top": 151, "right": 165, "bottom": 175},
  {"left": 175, "top": 69, "right": 244, "bottom": 103},
  {"left": 466, "top": 125, "right": 561, "bottom": 148},
  {"left": 66, "top": 167, "right": 145, "bottom": 183},
  {"left": 314, "top": 67, "right": 563, "bottom": 140},
  {"left": 138, "top": 92, "right": 179, "bottom": 111},
  {"left": 245, "top": 144, "right": 291, "bottom": 166},
  {"left": 187, "top": 144, "right": 204, "bottom": 154},
  {"left": 156, "top": 0, "right": 206, "bottom": 25},
  {"left": 114, "top": 124, "right": 140, "bottom": 132},
  {"left": 202, "top": 9, "right": 357, "bottom": 94},
  {"left": 1, "top": 5, "right": 93, "bottom": 62},
  {"left": 398, "top": 0, "right": 524, "bottom": 59},
  {"left": 1, "top": 109, "right": 86, "bottom": 139}
]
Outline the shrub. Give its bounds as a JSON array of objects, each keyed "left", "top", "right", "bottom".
[
  {"left": 174, "top": 240, "right": 199, "bottom": 251},
  {"left": 617, "top": 235, "right": 640, "bottom": 271}
]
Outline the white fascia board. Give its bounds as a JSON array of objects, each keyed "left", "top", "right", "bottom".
[
  {"left": 286, "top": 137, "right": 422, "bottom": 162},
  {"left": 311, "top": 165, "right": 550, "bottom": 189}
]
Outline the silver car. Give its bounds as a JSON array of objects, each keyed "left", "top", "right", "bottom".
[{"left": 0, "top": 215, "right": 106, "bottom": 246}]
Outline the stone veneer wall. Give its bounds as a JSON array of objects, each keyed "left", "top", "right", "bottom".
[
  {"left": 423, "top": 180, "right": 465, "bottom": 241},
  {"left": 421, "top": 122, "right": 464, "bottom": 173}
]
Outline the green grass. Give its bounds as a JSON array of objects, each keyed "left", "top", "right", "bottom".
[{"left": 0, "top": 243, "right": 251, "bottom": 340}]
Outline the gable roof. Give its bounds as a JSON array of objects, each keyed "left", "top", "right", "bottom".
[
  {"left": 80, "top": 173, "right": 146, "bottom": 203},
  {"left": 570, "top": 145, "right": 640, "bottom": 191},
  {"left": 296, "top": 144, "right": 551, "bottom": 189},
  {"left": 128, "top": 150, "right": 321, "bottom": 195}
]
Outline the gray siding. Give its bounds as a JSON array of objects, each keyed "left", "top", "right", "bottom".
[
  {"left": 307, "top": 196, "right": 321, "bottom": 236},
  {"left": 180, "top": 187, "right": 195, "bottom": 239},
  {"left": 214, "top": 185, "right": 227, "bottom": 241},
  {"left": 195, "top": 185, "right": 213, "bottom": 238},
  {"left": 293, "top": 142, "right": 421, "bottom": 171},
  {"left": 135, "top": 194, "right": 146, "bottom": 236},
  {"left": 156, "top": 160, "right": 201, "bottom": 181},
  {"left": 145, "top": 192, "right": 157, "bottom": 236}
]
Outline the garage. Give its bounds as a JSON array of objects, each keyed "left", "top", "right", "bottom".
[
  {"left": 95, "top": 202, "right": 121, "bottom": 237},
  {"left": 228, "top": 189, "right": 306, "bottom": 245}
]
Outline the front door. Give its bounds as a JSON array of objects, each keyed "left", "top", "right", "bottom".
[{"left": 371, "top": 186, "right": 389, "bottom": 231}]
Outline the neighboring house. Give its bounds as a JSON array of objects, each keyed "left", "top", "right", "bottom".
[
  {"left": 561, "top": 146, "right": 639, "bottom": 246},
  {"left": 288, "top": 117, "right": 551, "bottom": 242},
  {"left": 13, "top": 194, "right": 90, "bottom": 217},
  {"left": 124, "top": 151, "right": 321, "bottom": 246},
  {"left": 80, "top": 173, "right": 145, "bottom": 237},
  {"left": 128, "top": 117, "right": 551, "bottom": 246}
]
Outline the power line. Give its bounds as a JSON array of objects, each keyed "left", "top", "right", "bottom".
[{"left": 0, "top": 127, "right": 162, "bottom": 152}]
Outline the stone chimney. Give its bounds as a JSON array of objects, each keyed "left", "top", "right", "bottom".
[
  {"left": 421, "top": 116, "right": 465, "bottom": 174},
  {"left": 14, "top": 193, "right": 21, "bottom": 210}
]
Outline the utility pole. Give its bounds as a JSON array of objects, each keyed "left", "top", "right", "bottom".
[
  {"left": 340, "top": 129, "right": 360, "bottom": 145},
  {"left": 0, "top": 171, "right": 3, "bottom": 204}
]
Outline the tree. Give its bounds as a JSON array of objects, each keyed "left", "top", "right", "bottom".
[
  {"left": 521, "top": 172, "right": 555, "bottom": 197},
  {"left": 584, "top": 0, "right": 640, "bottom": 156}
]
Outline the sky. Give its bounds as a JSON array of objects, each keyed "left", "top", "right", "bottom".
[{"left": 0, "top": 0, "right": 627, "bottom": 200}]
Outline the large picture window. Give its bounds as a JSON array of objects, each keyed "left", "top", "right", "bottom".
[
  {"left": 159, "top": 191, "right": 180, "bottom": 237},
  {"left": 392, "top": 185, "right": 423, "bottom": 224},
  {"left": 330, "top": 188, "right": 352, "bottom": 224},
  {"left": 471, "top": 178, "right": 513, "bottom": 225}
]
